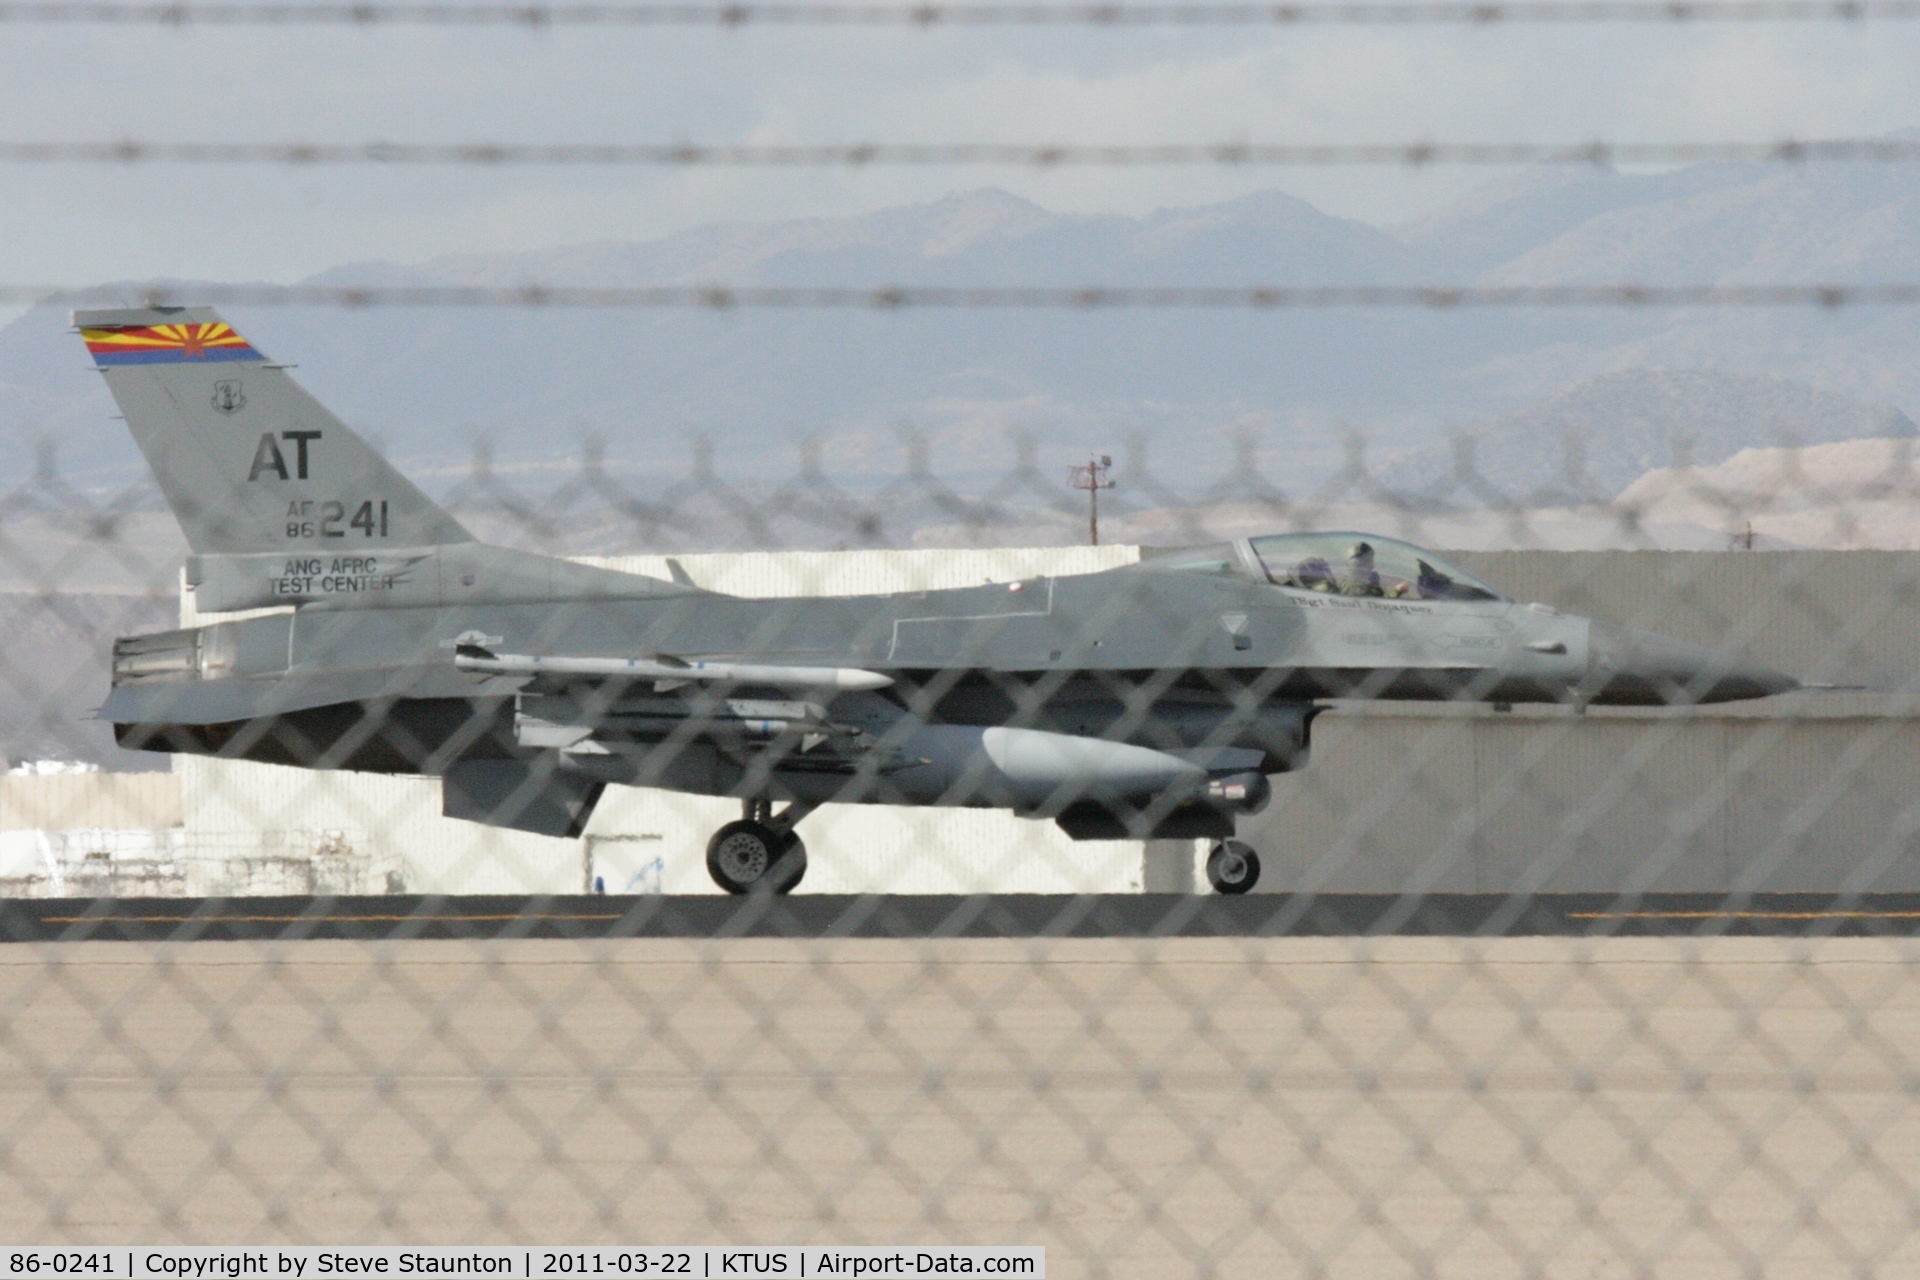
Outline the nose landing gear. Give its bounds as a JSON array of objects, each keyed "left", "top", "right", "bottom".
[
  {"left": 1206, "top": 839, "right": 1260, "bottom": 894},
  {"left": 706, "top": 799, "right": 813, "bottom": 895}
]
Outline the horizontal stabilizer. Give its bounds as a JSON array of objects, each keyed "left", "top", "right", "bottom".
[{"left": 442, "top": 759, "right": 603, "bottom": 839}]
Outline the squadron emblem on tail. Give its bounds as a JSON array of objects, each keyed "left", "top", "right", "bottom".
[{"left": 211, "top": 380, "right": 246, "bottom": 415}]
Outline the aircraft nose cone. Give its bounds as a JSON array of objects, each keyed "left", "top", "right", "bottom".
[{"left": 1586, "top": 622, "right": 1799, "bottom": 705}]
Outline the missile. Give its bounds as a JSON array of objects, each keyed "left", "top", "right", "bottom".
[{"left": 455, "top": 650, "right": 895, "bottom": 692}]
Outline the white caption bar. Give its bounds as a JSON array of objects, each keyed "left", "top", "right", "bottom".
[{"left": 0, "top": 1251, "right": 1043, "bottom": 1280}]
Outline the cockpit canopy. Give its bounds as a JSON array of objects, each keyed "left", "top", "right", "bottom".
[
  {"left": 1142, "top": 533, "right": 1507, "bottom": 603},
  {"left": 1252, "top": 534, "right": 1505, "bottom": 601}
]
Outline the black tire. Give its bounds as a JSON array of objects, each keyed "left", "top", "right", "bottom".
[
  {"left": 771, "top": 831, "right": 807, "bottom": 894},
  {"left": 1206, "top": 840, "right": 1260, "bottom": 895},
  {"left": 707, "top": 820, "right": 807, "bottom": 895}
]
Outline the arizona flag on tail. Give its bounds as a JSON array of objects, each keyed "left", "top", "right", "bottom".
[
  {"left": 75, "top": 304, "right": 473, "bottom": 556},
  {"left": 81, "top": 319, "right": 264, "bottom": 366}
]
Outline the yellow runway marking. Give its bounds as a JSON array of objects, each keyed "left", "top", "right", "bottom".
[
  {"left": 1571, "top": 911, "right": 1920, "bottom": 921},
  {"left": 41, "top": 913, "right": 633, "bottom": 924}
]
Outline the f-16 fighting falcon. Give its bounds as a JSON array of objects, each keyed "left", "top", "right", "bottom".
[{"left": 81, "top": 307, "right": 1798, "bottom": 894}]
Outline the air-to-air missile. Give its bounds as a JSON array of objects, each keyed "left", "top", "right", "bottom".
[{"left": 81, "top": 308, "right": 1797, "bottom": 894}]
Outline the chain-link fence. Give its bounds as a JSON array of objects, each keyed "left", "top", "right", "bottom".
[{"left": 0, "top": 393, "right": 1914, "bottom": 1273}]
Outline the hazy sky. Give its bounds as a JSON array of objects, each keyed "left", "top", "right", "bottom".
[{"left": 0, "top": 17, "right": 1918, "bottom": 291}]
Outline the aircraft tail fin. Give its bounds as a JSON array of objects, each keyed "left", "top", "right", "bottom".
[{"left": 75, "top": 306, "right": 473, "bottom": 555}]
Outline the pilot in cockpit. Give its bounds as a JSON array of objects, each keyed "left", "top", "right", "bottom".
[
  {"left": 1344, "top": 541, "right": 1384, "bottom": 597},
  {"left": 1159, "top": 533, "right": 1509, "bottom": 605},
  {"left": 1294, "top": 556, "right": 1336, "bottom": 591}
]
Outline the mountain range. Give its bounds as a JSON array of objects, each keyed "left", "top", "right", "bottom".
[
  {"left": 1380, "top": 368, "right": 1918, "bottom": 504},
  {"left": 5, "top": 156, "right": 1920, "bottom": 510}
]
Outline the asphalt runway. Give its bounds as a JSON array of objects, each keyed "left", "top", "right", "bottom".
[
  {"left": 0, "top": 933, "right": 1914, "bottom": 1278},
  {"left": 7, "top": 892, "right": 1920, "bottom": 942}
]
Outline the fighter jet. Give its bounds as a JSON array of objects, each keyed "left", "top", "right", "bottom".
[{"left": 81, "top": 307, "right": 1798, "bottom": 894}]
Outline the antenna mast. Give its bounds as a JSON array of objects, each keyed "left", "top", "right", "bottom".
[{"left": 1068, "top": 454, "right": 1116, "bottom": 546}]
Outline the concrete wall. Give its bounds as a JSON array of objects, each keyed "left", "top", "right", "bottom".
[
  {"left": 0, "top": 826, "right": 400, "bottom": 897},
  {"left": 1213, "top": 695, "right": 1920, "bottom": 894},
  {"left": 0, "top": 772, "right": 179, "bottom": 830},
  {"left": 0, "top": 772, "right": 401, "bottom": 897}
]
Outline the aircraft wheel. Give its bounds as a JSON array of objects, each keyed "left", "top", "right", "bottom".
[
  {"left": 775, "top": 831, "right": 808, "bottom": 893},
  {"left": 1206, "top": 840, "right": 1260, "bottom": 895},
  {"left": 707, "top": 821, "right": 807, "bottom": 895}
]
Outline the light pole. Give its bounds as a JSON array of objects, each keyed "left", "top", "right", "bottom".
[{"left": 1068, "top": 454, "right": 1115, "bottom": 546}]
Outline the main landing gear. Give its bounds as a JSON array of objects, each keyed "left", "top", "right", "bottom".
[
  {"left": 1206, "top": 840, "right": 1260, "bottom": 895},
  {"left": 706, "top": 799, "right": 814, "bottom": 895}
]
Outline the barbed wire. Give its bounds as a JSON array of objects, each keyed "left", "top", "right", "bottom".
[
  {"left": 3, "top": 0, "right": 1918, "bottom": 25},
  {"left": 33, "top": 281, "right": 1920, "bottom": 307},
  {"left": 11, "top": 138, "right": 1920, "bottom": 166}
]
